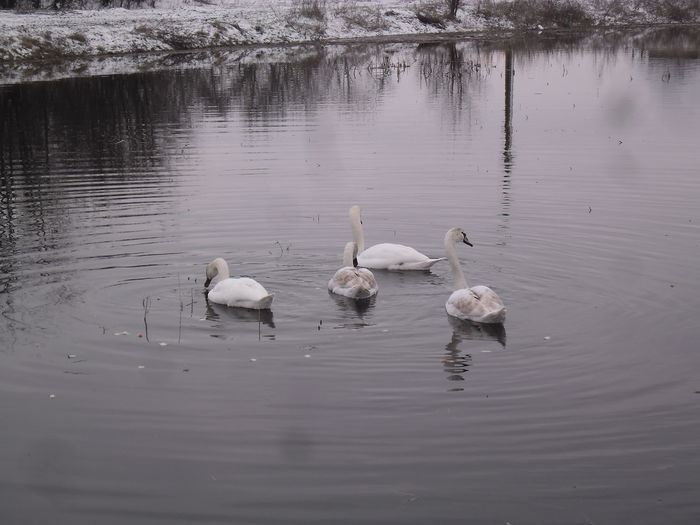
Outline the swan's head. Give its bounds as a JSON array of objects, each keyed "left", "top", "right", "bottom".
[
  {"left": 205, "top": 257, "right": 228, "bottom": 287},
  {"left": 349, "top": 205, "right": 362, "bottom": 224},
  {"left": 445, "top": 227, "right": 473, "bottom": 247}
]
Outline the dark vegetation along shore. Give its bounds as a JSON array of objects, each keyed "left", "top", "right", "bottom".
[{"left": 0, "top": 0, "right": 698, "bottom": 67}]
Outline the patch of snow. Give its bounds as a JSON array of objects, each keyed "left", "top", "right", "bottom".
[
  {"left": 1, "top": 2, "right": 468, "bottom": 63},
  {"left": 0, "top": 0, "right": 690, "bottom": 84},
  {"left": 4, "top": 1, "right": 485, "bottom": 64}
]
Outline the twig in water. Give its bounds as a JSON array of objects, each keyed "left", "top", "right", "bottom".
[
  {"left": 273, "top": 241, "right": 291, "bottom": 257},
  {"left": 178, "top": 274, "right": 183, "bottom": 345},
  {"left": 142, "top": 296, "right": 151, "bottom": 342}
]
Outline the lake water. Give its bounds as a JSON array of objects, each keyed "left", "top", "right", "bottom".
[{"left": 1, "top": 27, "right": 700, "bottom": 524}]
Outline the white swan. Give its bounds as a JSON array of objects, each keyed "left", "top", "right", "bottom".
[
  {"left": 328, "top": 241, "right": 378, "bottom": 299},
  {"left": 349, "top": 205, "right": 445, "bottom": 270},
  {"left": 444, "top": 228, "right": 506, "bottom": 324},
  {"left": 204, "top": 257, "right": 273, "bottom": 310}
]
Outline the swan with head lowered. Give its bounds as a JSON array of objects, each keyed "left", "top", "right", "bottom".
[
  {"left": 204, "top": 257, "right": 273, "bottom": 310},
  {"left": 328, "top": 241, "right": 378, "bottom": 299},
  {"left": 349, "top": 205, "right": 445, "bottom": 270},
  {"left": 444, "top": 228, "right": 505, "bottom": 324}
]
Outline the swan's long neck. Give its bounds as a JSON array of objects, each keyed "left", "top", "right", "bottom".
[
  {"left": 212, "top": 257, "right": 230, "bottom": 280},
  {"left": 342, "top": 242, "right": 357, "bottom": 267},
  {"left": 349, "top": 206, "right": 365, "bottom": 253},
  {"left": 445, "top": 237, "right": 468, "bottom": 290}
]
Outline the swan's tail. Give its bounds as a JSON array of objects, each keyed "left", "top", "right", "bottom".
[
  {"left": 346, "top": 286, "right": 375, "bottom": 299},
  {"left": 255, "top": 294, "right": 274, "bottom": 310},
  {"left": 390, "top": 257, "right": 447, "bottom": 270},
  {"left": 415, "top": 257, "right": 447, "bottom": 270},
  {"left": 480, "top": 306, "right": 506, "bottom": 324}
]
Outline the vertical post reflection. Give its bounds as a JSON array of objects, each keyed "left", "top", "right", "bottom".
[
  {"left": 503, "top": 48, "right": 514, "bottom": 173},
  {"left": 502, "top": 49, "right": 514, "bottom": 226}
]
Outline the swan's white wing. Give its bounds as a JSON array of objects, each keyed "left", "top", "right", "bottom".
[
  {"left": 446, "top": 286, "right": 505, "bottom": 324},
  {"left": 328, "top": 267, "right": 378, "bottom": 299},
  {"left": 209, "top": 277, "right": 273, "bottom": 309},
  {"left": 358, "top": 243, "right": 444, "bottom": 270}
]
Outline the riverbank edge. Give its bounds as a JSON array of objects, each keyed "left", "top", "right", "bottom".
[
  {"left": 1, "top": 3, "right": 698, "bottom": 86},
  {"left": 2, "top": 2, "right": 697, "bottom": 65}
]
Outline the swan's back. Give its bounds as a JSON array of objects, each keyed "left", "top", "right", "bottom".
[
  {"left": 208, "top": 277, "right": 273, "bottom": 310},
  {"left": 446, "top": 285, "right": 506, "bottom": 324},
  {"left": 328, "top": 267, "right": 378, "bottom": 299},
  {"left": 358, "top": 243, "right": 444, "bottom": 270}
]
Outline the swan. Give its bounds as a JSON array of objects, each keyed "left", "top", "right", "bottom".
[
  {"left": 328, "top": 241, "right": 378, "bottom": 299},
  {"left": 349, "top": 205, "right": 445, "bottom": 270},
  {"left": 204, "top": 257, "right": 273, "bottom": 310},
  {"left": 444, "top": 227, "right": 506, "bottom": 324}
]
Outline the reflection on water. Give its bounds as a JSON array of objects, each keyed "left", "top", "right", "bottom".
[
  {"left": 443, "top": 315, "right": 506, "bottom": 390},
  {"left": 503, "top": 48, "right": 515, "bottom": 175},
  {"left": 447, "top": 314, "right": 507, "bottom": 349},
  {"left": 329, "top": 292, "right": 377, "bottom": 325},
  {"left": 442, "top": 347, "right": 472, "bottom": 391},
  {"left": 205, "top": 300, "right": 276, "bottom": 329},
  {"left": 1, "top": 26, "right": 700, "bottom": 525},
  {"left": 366, "top": 268, "right": 445, "bottom": 287},
  {"left": 501, "top": 47, "right": 515, "bottom": 228}
]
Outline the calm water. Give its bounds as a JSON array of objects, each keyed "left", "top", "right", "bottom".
[{"left": 1, "top": 27, "right": 700, "bottom": 524}]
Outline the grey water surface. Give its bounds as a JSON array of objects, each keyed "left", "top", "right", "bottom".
[{"left": 1, "top": 27, "right": 700, "bottom": 525}]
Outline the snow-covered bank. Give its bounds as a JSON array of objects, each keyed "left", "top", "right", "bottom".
[
  {"left": 0, "top": 0, "right": 697, "bottom": 84},
  {"left": 1, "top": 1, "right": 479, "bottom": 62},
  {"left": 0, "top": 0, "right": 691, "bottom": 61}
]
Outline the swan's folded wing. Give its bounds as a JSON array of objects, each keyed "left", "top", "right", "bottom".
[
  {"left": 446, "top": 287, "right": 505, "bottom": 324},
  {"left": 358, "top": 243, "right": 443, "bottom": 270},
  {"left": 209, "top": 277, "right": 272, "bottom": 309}
]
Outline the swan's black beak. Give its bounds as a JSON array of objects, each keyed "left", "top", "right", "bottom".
[
  {"left": 462, "top": 233, "right": 473, "bottom": 247},
  {"left": 204, "top": 277, "right": 212, "bottom": 288}
]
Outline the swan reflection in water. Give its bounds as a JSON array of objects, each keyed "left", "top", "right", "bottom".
[
  {"left": 205, "top": 298, "right": 275, "bottom": 329},
  {"left": 443, "top": 315, "right": 506, "bottom": 390},
  {"left": 328, "top": 292, "right": 377, "bottom": 329},
  {"left": 447, "top": 315, "right": 506, "bottom": 348},
  {"left": 368, "top": 267, "right": 444, "bottom": 287}
]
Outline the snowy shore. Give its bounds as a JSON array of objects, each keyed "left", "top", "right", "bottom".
[
  {"left": 0, "top": 0, "right": 696, "bottom": 84},
  {"left": 1, "top": 0, "right": 685, "bottom": 61},
  {"left": 2, "top": 1, "right": 466, "bottom": 63}
]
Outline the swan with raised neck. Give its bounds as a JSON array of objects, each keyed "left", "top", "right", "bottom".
[
  {"left": 444, "top": 228, "right": 505, "bottom": 324},
  {"left": 348, "top": 205, "right": 445, "bottom": 270}
]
